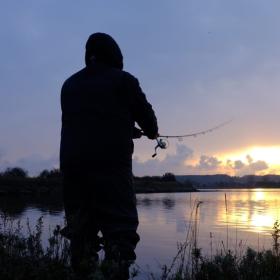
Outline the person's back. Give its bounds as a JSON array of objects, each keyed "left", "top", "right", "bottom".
[
  {"left": 61, "top": 64, "right": 154, "bottom": 168},
  {"left": 60, "top": 33, "right": 158, "bottom": 278}
]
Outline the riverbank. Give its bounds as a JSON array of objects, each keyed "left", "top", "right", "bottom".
[
  {"left": 0, "top": 176, "right": 196, "bottom": 196},
  {"left": 177, "top": 174, "right": 280, "bottom": 189},
  {"left": 1, "top": 215, "right": 280, "bottom": 279}
]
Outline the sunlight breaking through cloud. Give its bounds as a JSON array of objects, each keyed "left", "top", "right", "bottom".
[{"left": 133, "top": 144, "right": 271, "bottom": 176}]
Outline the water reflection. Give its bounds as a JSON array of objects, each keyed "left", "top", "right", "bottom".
[
  {"left": 162, "top": 198, "right": 175, "bottom": 209},
  {"left": 1, "top": 190, "right": 278, "bottom": 237},
  {"left": 136, "top": 189, "right": 280, "bottom": 268},
  {"left": 0, "top": 195, "right": 63, "bottom": 218},
  {"left": 137, "top": 196, "right": 176, "bottom": 210},
  {"left": 215, "top": 189, "right": 280, "bottom": 234},
  {"left": 1, "top": 189, "right": 280, "bottom": 270}
]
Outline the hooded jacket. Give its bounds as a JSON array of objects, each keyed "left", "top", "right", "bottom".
[{"left": 60, "top": 33, "right": 158, "bottom": 171}]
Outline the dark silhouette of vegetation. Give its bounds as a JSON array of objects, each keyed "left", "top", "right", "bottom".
[
  {"left": 134, "top": 172, "right": 176, "bottom": 182},
  {"left": 0, "top": 215, "right": 139, "bottom": 280},
  {"left": 153, "top": 200, "right": 280, "bottom": 280},
  {"left": 134, "top": 175, "right": 163, "bottom": 182},
  {"left": 0, "top": 168, "right": 195, "bottom": 196},
  {"left": 162, "top": 172, "right": 176, "bottom": 182},
  {"left": 1, "top": 214, "right": 280, "bottom": 279},
  {"left": 39, "top": 169, "right": 62, "bottom": 179},
  {"left": 1, "top": 167, "right": 28, "bottom": 178},
  {"left": 0, "top": 169, "right": 62, "bottom": 196}
]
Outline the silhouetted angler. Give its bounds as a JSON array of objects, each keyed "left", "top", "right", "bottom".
[{"left": 60, "top": 33, "right": 158, "bottom": 278}]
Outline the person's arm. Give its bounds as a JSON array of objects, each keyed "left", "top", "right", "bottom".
[
  {"left": 132, "top": 127, "right": 143, "bottom": 139},
  {"left": 125, "top": 74, "right": 158, "bottom": 139}
]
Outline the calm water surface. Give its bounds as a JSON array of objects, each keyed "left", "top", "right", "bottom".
[{"left": 1, "top": 189, "right": 280, "bottom": 275}]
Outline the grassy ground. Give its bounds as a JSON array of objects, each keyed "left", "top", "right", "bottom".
[{"left": 0, "top": 214, "right": 136, "bottom": 280}]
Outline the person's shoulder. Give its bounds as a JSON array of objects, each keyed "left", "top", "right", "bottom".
[
  {"left": 121, "top": 70, "right": 140, "bottom": 86},
  {"left": 61, "top": 68, "right": 87, "bottom": 90},
  {"left": 106, "top": 68, "right": 139, "bottom": 87},
  {"left": 121, "top": 70, "right": 138, "bottom": 81}
]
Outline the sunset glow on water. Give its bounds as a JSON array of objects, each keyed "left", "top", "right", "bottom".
[
  {"left": 215, "top": 189, "right": 280, "bottom": 233},
  {"left": 134, "top": 189, "right": 280, "bottom": 273},
  {"left": 3, "top": 189, "right": 279, "bottom": 273}
]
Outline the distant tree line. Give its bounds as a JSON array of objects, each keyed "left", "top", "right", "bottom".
[
  {"left": 0, "top": 167, "right": 62, "bottom": 179},
  {"left": 0, "top": 167, "right": 63, "bottom": 195},
  {"left": 0, "top": 168, "right": 188, "bottom": 195},
  {"left": 0, "top": 167, "right": 176, "bottom": 182},
  {"left": 0, "top": 167, "right": 29, "bottom": 178},
  {"left": 133, "top": 172, "right": 176, "bottom": 182}
]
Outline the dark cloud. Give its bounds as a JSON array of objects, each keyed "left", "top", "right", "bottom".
[
  {"left": 133, "top": 144, "right": 269, "bottom": 176},
  {"left": 133, "top": 144, "right": 193, "bottom": 176},
  {"left": 133, "top": 144, "right": 224, "bottom": 176},
  {"left": 233, "top": 160, "right": 245, "bottom": 170},
  {"left": 197, "top": 155, "right": 222, "bottom": 170},
  {"left": 233, "top": 160, "right": 269, "bottom": 176},
  {"left": 246, "top": 155, "right": 253, "bottom": 164},
  {"left": 0, "top": 143, "right": 269, "bottom": 177},
  {"left": 226, "top": 155, "right": 269, "bottom": 176}
]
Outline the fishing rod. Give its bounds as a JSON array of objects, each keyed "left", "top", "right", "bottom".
[{"left": 140, "top": 120, "right": 232, "bottom": 157}]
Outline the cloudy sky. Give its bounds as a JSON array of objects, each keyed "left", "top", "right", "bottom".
[{"left": 1, "top": 0, "right": 280, "bottom": 176}]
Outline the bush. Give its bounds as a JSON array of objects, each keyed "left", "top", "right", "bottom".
[
  {"left": 39, "top": 169, "right": 62, "bottom": 179},
  {"left": 162, "top": 173, "right": 176, "bottom": 182},
  {"left": 0, "top": 215, "right": 138, "bottom": 280},
  {"left": 2, "top": 167, "right": 28, "bottom": 178}
]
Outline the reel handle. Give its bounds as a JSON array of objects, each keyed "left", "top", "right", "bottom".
[{"left": 152, "top": 138, "right": 168, "bottom": 157}]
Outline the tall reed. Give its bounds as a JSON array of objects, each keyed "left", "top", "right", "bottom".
[{"left": 225, "top": 193, "right": 229, "bottom": 252}]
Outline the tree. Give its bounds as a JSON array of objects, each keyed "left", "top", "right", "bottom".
[
  {"left": 39, "top": 170, "right": 51, "bottom": 179},
  {"left": 3, "top": 167, "right": 28, "bottom": 178},
  {"left": 162, "top": 172, "right": 176, "bottom": 182},
  {"left": 39, "top": 169, "right": 61, "bottom": 179}
]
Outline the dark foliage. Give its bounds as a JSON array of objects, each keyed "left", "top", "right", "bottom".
[
  {"left": 0, "top": 215, "right": 139, "bottom": 280},
  {"left": 162, "top": 173, "right": 176, "bottom": 182},
  {"left": 2, "top": 167, "right": 28, "bottom": 178},
  {"left": 39, "top": 169, "right": 62, "bottom": 179}
]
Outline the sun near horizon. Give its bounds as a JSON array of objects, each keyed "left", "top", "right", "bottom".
[{"left": 218, "top": 145, "right": 280, "bottom": 175}]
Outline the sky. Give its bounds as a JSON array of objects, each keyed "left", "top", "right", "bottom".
[{"left": 1, "top": 0, "right": 280, "bottom": 176}]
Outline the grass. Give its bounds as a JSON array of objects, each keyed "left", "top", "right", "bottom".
[
  {"left": 158, "top": 242, "right": 280, "bottom": 280},
  {"left": 0, "top": 214, "right": 73, "bottom": 280},
  {"left": 153, "top": 200, "right": 280, "bottom": 280},
  {"left": 0, "top": 214, "right": 137, "bottom": 280},
  {"left": 1, "top": 205, "right": 280, "bottom": 279}
]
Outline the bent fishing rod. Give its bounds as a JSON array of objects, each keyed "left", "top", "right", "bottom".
[{"left": 138, "top": 120, "right": 232, "bottom": 157}]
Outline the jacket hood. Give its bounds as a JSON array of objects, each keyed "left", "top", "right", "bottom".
[{"left": 85, "top": 33, "right": 123, "bottom": 70}]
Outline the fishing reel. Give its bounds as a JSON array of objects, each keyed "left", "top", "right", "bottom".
[
  {"left": 133, "top": 120, "right": 231, "bottom": 158},
  {"left": 133, "top": 127, "right": 168, "bottom": 157},
  {"left": 152, "top": 138, "right": 169, "bottom": 158}
]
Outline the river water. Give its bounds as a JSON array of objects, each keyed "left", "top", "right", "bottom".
[{"left": 1, "top": 189, "right": 280, "bottom": 276}]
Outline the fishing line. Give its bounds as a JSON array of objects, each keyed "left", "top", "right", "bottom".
[{"left": 151, "top": 119, "right": 232, "bottom": 157}]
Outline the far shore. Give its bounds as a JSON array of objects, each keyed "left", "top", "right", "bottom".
[
  {"left": 2, "top": 168, "right": 280, "bottom": 196},
  {"left": 0, "top": 177, "right": 196, "bottom": 196},
  {"left": 2, "top": 177, "right": 280, "bottom": 197}
]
